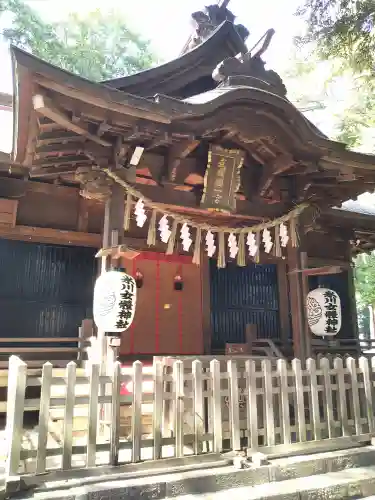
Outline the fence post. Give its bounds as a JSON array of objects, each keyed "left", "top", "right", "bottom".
[
  {"left": 320, "top": 357, "right": 335, "bottom": 439},
  {"left": 333, "top": 357, "right": 350, "bottom": 437},
  {"left": 36, "top": 362, "right": 53, "bottom": 474},
  {"left": 210, "top": 359, "right": 222, "bottom": 453},
  {"left": 153, "top": 359, "right": 164, "bottom": 460},
  {"left": 78, "top": 318, "right": 94, "bottom": 366},
  {"left": 5, "top": 356, "right": 27, "bottom": 493},
  {"left": 192, "top": 360, "right": 204, "bottom": 455},
  {"left": 359, "top": 356, "right": 374, "bottom": 434},
  {"left": 131, "top": 361, "right": 143, "bottom": 463},
  {"left": 173, "top": 360, "right": 184, "bottom": 458},
  {"left": 245, "top": 359, "right": 258, "bottom": 452},
  {"left": 86, "top": 363, "right": 100, "bottom": 468},
  {"left": 62, "top": 361, "right": 77, "bottom": 470},
  {"left": 277, "top": 358, "right": 291, "bottom": 445},
  {"left": 306, "top": 358, "right": 321, "bottom": 441},
  {"left": 109, "top": 361, "right": 121, "bottom": 466},
  {"left": 346, "top": 357, "right": 361, "bottom": 436},
  {"left": 227, "top": 359, "right": 241, "bottom": 451},
  {"left": 292, "top": 358, "right": 306, "bottom": 442},
  {"left": 262, "top": 359, "right": 275, "bottom": 446}
]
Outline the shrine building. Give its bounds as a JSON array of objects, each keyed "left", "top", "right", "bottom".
[{"left": 3, "top": 3, "right": 375, "bottom": 363}]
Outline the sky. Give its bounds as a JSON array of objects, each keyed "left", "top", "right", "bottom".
[{"left": 0, "top": 0, "right": 306, "bottom": 152}]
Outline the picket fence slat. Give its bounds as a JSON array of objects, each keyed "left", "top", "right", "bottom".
[
  {"left": 245, "top": 359, "right": 258, "bottom": 450},
  {"left": 152, "top": 359, "right": 164, "bottom": 460},
  {"left": 62, "top": 361, "right": 76, "bottom": 470},
  {"left": 359, "top": 356, "right": 374, "bottom": 433},
  {"left": 86, "top": 363, "right": 100, "bottom": 468},
  {"left": 5, "top": 356, "right": 27, "bottom": 479},
  {"left": 5, "top": 353, "right": 375, "bottom": 490},
  {"left": 192, "top": 360, "right": 204, "bottom": 455},
  {"left": 110, "top": 362, "right": 121, "bottom": 466},
  {"left": 131, "top": 361, "right": 143, "bottom": 463},
  {"left": 36, "top": 362, "right": 53, "bottom": 474},
  {"left": 307, "top": 358, "right": 321, "bottom": 441},
  {"left": 334, "top": 357, "right": 350, "bottom": 437},
  {"left": 320, "top": 357, "right": 334, "bottom": 439},
  {"left": 278, "top": 359, "right": 290, "bottom": 445},
  {"left": 210, "top": 359, "right": 222, "bottom": 453},
  {"left": 262, "top": 359, "right": 275, "bottom": 446},
  {"left": 347, "top": 357, "right": 361, "bottom": 436},
  {"left": 228, "top": 360, "right": 241, "bottom": 451},
  {"left": 173, "top": 360, "right": 184, "bottom": 458}
]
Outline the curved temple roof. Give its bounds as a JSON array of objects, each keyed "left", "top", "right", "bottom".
[
  {"left": 103, "top": 21, "right": 247, "bottom": 99},
  {"left": 9, "top": 18, "right": 375, "bottom": 221}
]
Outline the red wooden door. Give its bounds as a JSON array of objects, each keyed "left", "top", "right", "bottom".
[{"left": 120, "top": 252, "right": 203, "bottom": 356}]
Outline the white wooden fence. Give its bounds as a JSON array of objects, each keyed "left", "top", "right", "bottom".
[{"left": 4, "top": 354, "right": 375, "bottom": 491}]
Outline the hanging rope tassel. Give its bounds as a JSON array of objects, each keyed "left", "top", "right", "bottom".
[
  {"left": 218, "top": 232, "right": 226, "bottom": 268},
  {"left": 274, "top": 225, "right": 282, "bottom": 257},
  {"left": 237, "top": 232, "right": 246, "bottom": 267},
  {"left": 290, "top": 217, "right": 299, "bottom": 247},
  {"left": 123, "top": 193, "right": 133, "bottom": 232},
  {"left": 192, "top": 227, "right": 202, "bottom": 266},
  {"left": 166, "top": 219, "right": 178, "bottom": 255},
  {"left": 147, "top": 209, "right": 157, "bottom": 247},
  {"left": 255, "top": 232, "right": 261, "bottom": 263}
]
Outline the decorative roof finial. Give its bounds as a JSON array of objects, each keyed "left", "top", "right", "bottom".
[
  {"left": 184, "top": 2, "right": 249, "bottom": 53},
  {"left": 212, "top": 28, "right": 287, "bottom": 97}
]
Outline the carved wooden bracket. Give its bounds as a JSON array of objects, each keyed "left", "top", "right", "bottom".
[{"left": 76, "top": 166, "right": 113, "bottom": 202}]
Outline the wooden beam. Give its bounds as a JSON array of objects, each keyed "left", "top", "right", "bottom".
[
  {"left": 37, "top": 131, "right": 86, "bottom": 146},
  {"left": 115, "top": 177, "right": 290, "bottom": 218},
  {"left": 168, "top": 139, "right": 200, "bottom": 182},
  {"left": 35, "top": 142, "right": 89, "bottom": 157},
  {"left": 0, "top": 224, "right": 100, "bottom": 247},
  {"left": 273, "top": 152, "right": 294, "bottom": 174},
  {"left": 33, "top": 94, "right": 112, "bottom": 147},
  {"left": 29, "top": 165, "right": 79, "bottom": 178},
  {"left": 34, "top": 155, "right": 92, "bottom": 168},
  {"left": 258, "top": 164, "right": 274, "bottom": 197},
  {"left": 35, "top": 75, "right": 172, "bottom": 124}
]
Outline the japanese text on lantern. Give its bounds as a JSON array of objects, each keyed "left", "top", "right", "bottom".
[
  {"left": 323, "top": 289, "right": 339, "bottom": 334},
  {"left": 116, "top": 274, "right": 135, "bottom": 330}
]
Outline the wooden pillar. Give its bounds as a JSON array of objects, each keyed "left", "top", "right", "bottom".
[
  {"left": 287, "top": 244, "right": 311, "bottom": 360},
  {"left": 98, "top": 182, "right": 125, "bottom": 371},
  {"left": 344, "top": 240, "right": 359, "bottom": 340},
  {"left": 201, "top": 253, "right": 212, "bottom": 354},
  {"left": 277, "top": 260, "right": 290, "bottom": 348}
]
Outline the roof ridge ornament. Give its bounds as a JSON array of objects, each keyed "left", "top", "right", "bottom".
[
  {"left": 212, "top": 28, "right": 287, "bottom": 97},
  {"left": 184, "top": 3, "right": 249, "bottom": 53}
]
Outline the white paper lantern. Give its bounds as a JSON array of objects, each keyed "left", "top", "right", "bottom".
[
  {"left": 93, "top": 270, "right": 136, "bottom": 333},
  {"left": 306, "top": 288, "right": 341, "bottom": 336}
]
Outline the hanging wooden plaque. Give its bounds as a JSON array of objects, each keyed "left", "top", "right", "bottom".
[{"left": 200, "top": 145, "right": 244, "bottom": 213}]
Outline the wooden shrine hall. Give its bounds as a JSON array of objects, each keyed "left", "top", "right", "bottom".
[{"left": 4, "top": 2, "right": 375, "bottom": 362}]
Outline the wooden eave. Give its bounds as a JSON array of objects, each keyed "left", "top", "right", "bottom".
[
  {"left": 320, "top": 207, "right": 375, "bottom": 253},
  {"left": 102, "top": 21, "right": 247, "bottom": 98},
  {"left": 11, "top": 46, "right": 176, "bottom": 165},
  {"left": 11, "top": 46, "right": 375, "bottom": 216}
]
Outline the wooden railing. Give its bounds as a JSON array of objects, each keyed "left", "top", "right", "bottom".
[
  {"left": 5, "top": 354, "right": 375, "bottom": 494},
  {"left": 0, "top": 319, "right": 94, "bottom": 368}
]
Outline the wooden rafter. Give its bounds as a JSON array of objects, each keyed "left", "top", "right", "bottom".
[
  {"left": 167, "top": 139, "right": 200, "bottom": 182},
  {"left": 32, "top": 94, "right": 112, "bottom": 148}
]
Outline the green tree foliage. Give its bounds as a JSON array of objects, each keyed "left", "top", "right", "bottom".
[
  {"left": 354, "top": 254, "right": 375, "bottom": 309},
  {"left": 296, "top": 0, "right": 375, "bottom": 73},
  {"left": 295, "top": 0, "right": 375, "bottom": 149},
  {"left": 0, "top": 0, "right": 157, "bottom": 80}
]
